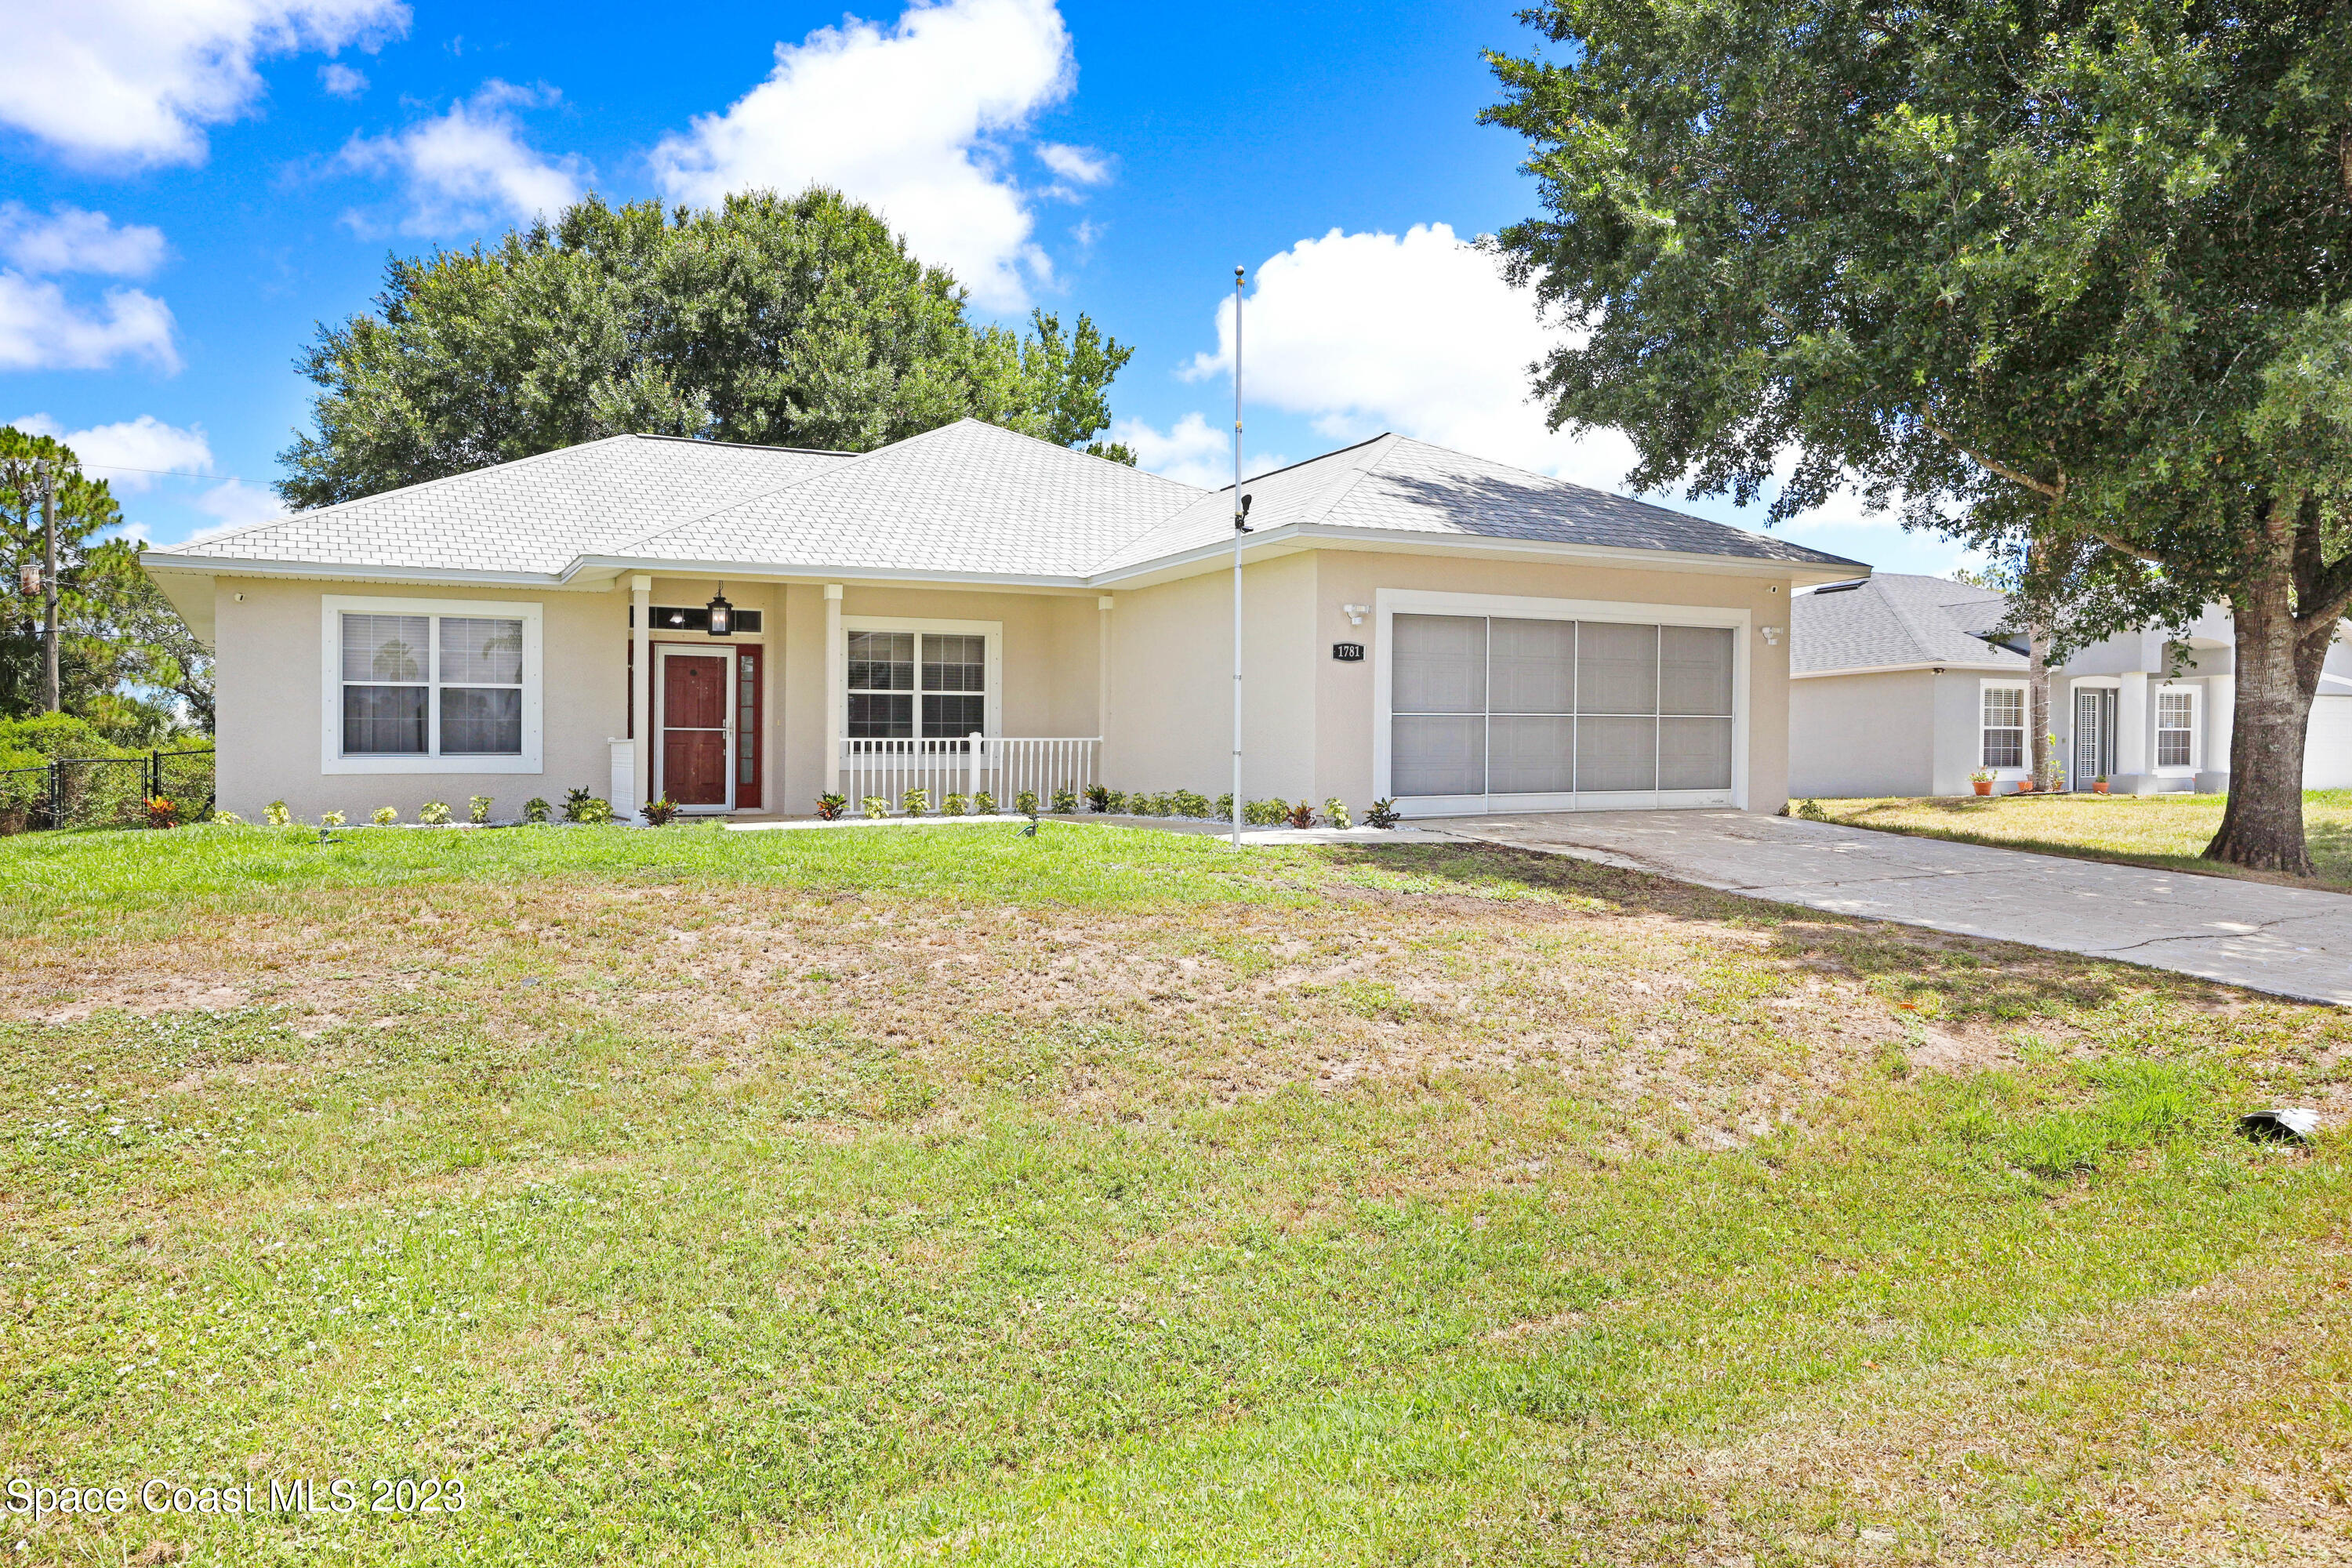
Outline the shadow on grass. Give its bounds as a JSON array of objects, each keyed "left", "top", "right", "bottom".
[{"left": 1319, "top": 839, "right": 2256, "bottom": 1023}]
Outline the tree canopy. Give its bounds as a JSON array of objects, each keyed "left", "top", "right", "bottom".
[
  {"left": 1485, "top": 0, "right": 2352, "bottom": 869},
  {"left": 0, "top": 427, "right": 210, "bottom": 741},
  {"left": 278, "top": 187, "right": 1138, "bottom": 510}
]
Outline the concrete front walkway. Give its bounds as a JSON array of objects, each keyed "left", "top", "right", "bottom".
[{"left": 1416, "top": 809, "right": 2352, "bottom": 1005}]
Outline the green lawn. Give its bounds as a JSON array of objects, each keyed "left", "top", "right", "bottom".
[
  {"left": 2, "top": 822, "right": 2346, "bottom": 1566},
  {"left": 1805, "top": 789, "right": 2352, "bottom": 891}
]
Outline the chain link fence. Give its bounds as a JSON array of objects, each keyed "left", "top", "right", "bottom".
[{"left": 0, "top": 748, "right": 216, "bottom": 833}]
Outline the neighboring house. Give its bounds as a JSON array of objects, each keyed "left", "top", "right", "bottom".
[
  {"left": 141, "top": 419, "right": 1864, "bottom": 824},
  {"left": 1788, "top": 572, "right": 2352, "bottom": 797}
]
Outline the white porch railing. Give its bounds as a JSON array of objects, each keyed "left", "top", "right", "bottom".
[{"left": 838, "top": 735, "right": 1100, "bottom": 808}]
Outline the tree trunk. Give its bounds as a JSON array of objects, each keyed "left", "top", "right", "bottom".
[
  {"left": 2204, "top": 506, "right": 2332, "bottom": 876},
  {"left": 2027, "top": 626, "right": 2053, "bottom": 789}
]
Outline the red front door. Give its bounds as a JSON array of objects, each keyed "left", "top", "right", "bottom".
[{"left": 660, "top": 652, "right": 729, "bottom": 806}]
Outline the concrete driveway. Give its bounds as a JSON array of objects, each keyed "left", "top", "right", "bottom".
[{"left": 1416, "top": 809, "right": 2352, "bottom": 1005}]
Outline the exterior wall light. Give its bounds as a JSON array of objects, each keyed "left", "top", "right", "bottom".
[
  {"left": 706, "top": 584, "right": 734, "bottom": 637},
  {"left": 1342, "top": 604, "right": 1370, "bottom": 626}
]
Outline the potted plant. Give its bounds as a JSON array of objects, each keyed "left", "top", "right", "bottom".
[
  {"left": 1969, "top": 768, "right": 1995, "bottom": 796},
  {"left": 2093, "top": 775, "right": 2109, "bottom": 793}
]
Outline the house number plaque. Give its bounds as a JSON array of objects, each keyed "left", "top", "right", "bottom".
[{"left": 1332, "top": 642, "right": 1365, "bottom": 662}]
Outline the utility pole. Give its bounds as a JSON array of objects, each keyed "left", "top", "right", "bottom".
[
  {"left": 38, "top": 459, "right": 58, "bottom": 713},
  {"left": 1230, "top": 264, "right": 1247, "bottom": 850}
]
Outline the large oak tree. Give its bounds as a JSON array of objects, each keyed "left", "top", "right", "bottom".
[
  {"left": 1486, "top": 0, "right": 2352, "bottom": 872},
  {"left": 279, "top": 187, "right": 1136, "bottom": 510}
]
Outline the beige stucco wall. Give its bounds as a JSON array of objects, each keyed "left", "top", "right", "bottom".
[
  {"left": 1102, "top": 548, "right": 1799, "bottom": 814},
  {"left": 212, "top": 574, "right": 1105, "bottom": 822}
]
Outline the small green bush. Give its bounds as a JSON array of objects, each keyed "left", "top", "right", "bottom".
[
  {"left": 815, "top": 793, "right": 848, "bottom": 821},
  {"left": 1171, "top": 789, "right": 1210, "bottom": 818},
  {"left": 320, "top": 810, "right": 347, "bottom": 828},
  {"left": 469, "top": 795, "right": 494, "bottom": 825},
  {"left": 641, "top": 797, "right": 680, "bottom": 827},
  {"left": 862, "top": 796, "right": 891, "bottom": 820},
  {"left": 1051, "top": 786, "right": 1080, "bottom": 814},
  {"left": 1015, "top": 789, "right": 1040, "bottom": 815},
  {"left": 1102, "top": 789, "right": 1128, "bottom": 814},
  {"left": 942, "top": 792, "right": 969, "bottom": 816},
  {"left": 1214, "top": 793, "right": 1234, "bottom": 822},
  {"left": 1085, "top": 784, "right": 1112, "bottom": 813},
  {"left": 972, "top": 790, "right": 996, "bottom": 815},
  {"left": 265, "top": 800, "right": 292, "bottom": 827},
  {"left": 523, "top": 797, "right": 551, "bottom": 823},
  {"left": 902, "top": 786, "right": 931, "bottom": 817},
  {"left": 1364, "top": 798, "right": 1402, "bottom": 829},
  {"left": 419, "top": 800, "right": 452, "bottom": 825},
  {"left": 372, "top": 806, "right": 399, "bottom": 826},
  {"left": 1322, "top": 797, "right": 1352, "bottom": 829}
]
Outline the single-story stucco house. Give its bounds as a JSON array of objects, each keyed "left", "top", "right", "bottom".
[
  {"left": 1788, "top": 571, "right": 2352, "bottom": 798},
  {"left": 140, "top": 419, "right": 1865, "bottom": 824}
]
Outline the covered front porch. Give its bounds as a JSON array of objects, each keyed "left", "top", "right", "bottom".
[{"left": 602, "top": 575, "right": 1109, "bottom": 821}]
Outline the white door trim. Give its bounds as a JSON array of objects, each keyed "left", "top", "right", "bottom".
[
  {"left": 654, "top": 644, "right": 734, "bottom": 813},
  {"left": 1372, "top": 588, "right": 1751, "bottom": 815}
]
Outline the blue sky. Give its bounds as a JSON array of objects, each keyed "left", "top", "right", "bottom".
[{"left": 0, "top": 0, "right": 1972, "bottom": 577}]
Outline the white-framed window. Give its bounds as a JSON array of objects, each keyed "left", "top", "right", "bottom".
[
  {"left": 1980, "top": 682, "right": 2027, "bottom": 769},
  {"left": 840, "top": 617, "right": 1001, "bottom": 739},
  {"left": 320, "top": 596, "right": 543, "bottom": 773},
  {"left": 2156, "top": 686, "right": 2198, "bottom": 769}
]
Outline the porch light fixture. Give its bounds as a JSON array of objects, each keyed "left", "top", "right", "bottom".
[
  {"left": 706, "top": 584, "right": 734, "bottom": 637},
  {"left": 1342, "top": 604, "right": 1369, "bottom": 626}
]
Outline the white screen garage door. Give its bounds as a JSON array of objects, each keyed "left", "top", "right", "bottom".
[{"left": 1390, "top": 614, "right": 1736, "bottom": 808}]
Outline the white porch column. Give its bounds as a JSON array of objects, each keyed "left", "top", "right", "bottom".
[
  {"left": 630, "top": 574, "right": 652, "bottom": 816},
  {"left": 2201, "top": 672, "right": 2234, "bottom": 792},
  {"left": 823, "top": 585, "right": 844, "bottom": 797},
  {"left": 1096, "top": 593, "right": 1113, "bottom": 737},
  {"left": 2116, "top": 669, "right": 2151, "bottom": 791}
]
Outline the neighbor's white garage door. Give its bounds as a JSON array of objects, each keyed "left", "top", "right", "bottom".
[
  {"left": 1389, "top": 613, "right": 1737, "bottom": 812},
  {"left": 2304, "top": 695, "right": 2352, "bottom": 788}
]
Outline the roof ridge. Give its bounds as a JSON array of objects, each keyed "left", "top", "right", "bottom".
[
  {"left": 615, "top": 416, "right": 1207, "bottom": 561},
  {"left": 627, "top": 433, "right": 854, "bottom": 457},
  {"left": 1291, "top": 433, "right": 1400, "bottom": 530},
  {"left": 179, "top": 433, "right": 641, "bottom": 553}
]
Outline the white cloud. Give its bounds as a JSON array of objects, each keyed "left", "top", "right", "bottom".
[
  {"left": 0, "top": 205, "right": 167, "bottom": 278},
  {"left": 1037, "top": 142, "right": 1109, "bottom": 186},
  {"left": 0, "top": 277, "right": 177, "bottom": 373},
  {"left": 652, "top": 0, "right": 1078, "bottom": 312},
  {"left": 339, "top": 81, "right": 586, "bottom": 234},
  {"left": 319, "top": 62, "right": 368, "bottom": 98},
  {"left": 193, "top": 478, "right": 289, "bottom": 532},
  {"left": 11, "top": 412, "right": 212, "bottom": 490},
  {"left": 1174, "top": 223, "right": 1642, "bottom": 493},
  {"left": 0, "top": 0, "right": 408, "bottom": 168},
  {"left": 1109, "top": 411, "right": 1286, "bottom": 491}
]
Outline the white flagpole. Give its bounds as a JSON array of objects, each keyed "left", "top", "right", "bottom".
[{"left": 1230, "top": 264, "right": 1246, "bottom": 849}]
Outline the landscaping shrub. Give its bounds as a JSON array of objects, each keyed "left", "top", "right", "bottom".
[
  {"left": 1085, "top": 784, "right": 1112, "bottom": 813},
  {"left": 1014, "top": 790, "right": 1039, "bottom": 815},
  {"left": 319, "top": 810, "right": 346, "bottom": 828},
  {"left": 1322, "top": 797, "right": 1352, "bottom": 829},
  {"left": 419, "top": 800, "right": 452, "bottom": 825},
  {"left": 1171, "top": 789, "right": 1210, "bottom": 818},
  {"left": 1102, "top": 789, "right": 1128, "bottom": 814},
  {"left": 972, "top": 790, "right": 996, "bottom": 815},
  {"left": 641, "top": 797, "right": 680, "bottom": 827},
  {"left": 942, "top": 793, "right": 970, "bottom": 816},
  {"left": 1286, "top": 800, "right": 1318, "bottom": 829},
  {"left": 145, "top": 796, "right": 181, "bottom": 829},
  {"left": 902, "top": 787, "right": 931, "bottom": 817},
  {"left": 1214, "top": 793, "right": 1234, "bottom": 822},
  {"left": 372, "top": 807, "right": 399, "bottom": 826},
  {"left": 265, "top": 800, "right": 292, "bottom": 827},
  {"left": 523, "top": 797, "right": 551, "bottom": 823},
  {"left": 862, "top": 796, "right": 891, "bottom": 820},
  {"left": 815, "top": 793, "right": 848, "bottom": 820},
  {"left": 1364, "top": 798, "right": 1402, "bottom": 829},
  {"left": 469, "top": 795, "right": 494, "bottom": 825},
  {"left": 1243, "top": 798, "right": 1288, "bottom": 827},
  {"left": 0, "top": 713, "right": 143, "bottom": 827}
]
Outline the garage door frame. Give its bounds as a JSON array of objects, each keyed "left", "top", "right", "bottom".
[{"left": 1372, "top": 587, "right": 1751, "bottom": 816}]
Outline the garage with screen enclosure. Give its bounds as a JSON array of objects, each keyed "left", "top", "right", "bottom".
[{"left": 1372, "top": 591, "right": 1749, "bottom": 815}]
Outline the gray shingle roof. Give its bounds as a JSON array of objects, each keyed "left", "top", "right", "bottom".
[
  {"left": 1791, "top": 572, "right": 2025, "bottom": 674},
  {"left": 1091, "top": 434, "right": 1865, "bottom": 575},
  {"left": 627, "top": 419, "right": 1204, "bottom": 576},
  {"left": 150, "top": 420, "right": 1867, "bottom": 583},
  {"left": 166, "top": 435, "right": 855, "bottom": 575}
]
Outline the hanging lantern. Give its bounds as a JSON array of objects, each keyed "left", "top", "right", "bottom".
[{"left": 706, "top": 584, "right": 733, "bottom": 637}]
